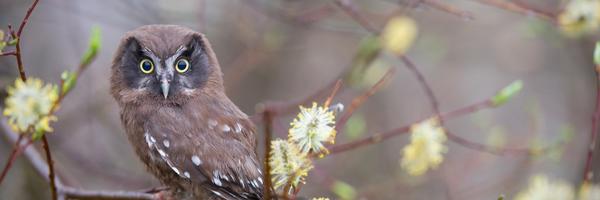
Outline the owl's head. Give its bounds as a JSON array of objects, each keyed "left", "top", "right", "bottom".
[{"left": 110, "top": 25, "right": 224, "bottom": 105}]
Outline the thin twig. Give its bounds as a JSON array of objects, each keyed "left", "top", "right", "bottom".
[
  {"left": 16, "top": 0, "right": 40, "bottom": 37},
  {"left": 445, "top": 130, "right": 531, "bottom": 156},
  {"left": 259, "top": 78, "right": 342, "bottom": 117},
  {"left": 1, "top": 118, "right": 158, "bottom": 200},
  {"left": 476, "top": 0, "right": 556, "bottom": 23},
  {"left": 332, "top": 0, "right": 535, "bottom": 157},
  {"left": 327, "top": 99, "right": 493, "bottom": 155},
  {"left": 333, "top": 0, "right": 380, "bottom": 34},
  {"left": 422, "top": 0, "right": 475, "bottom": 20},
  {"left": 262, "top": 110, "right": 274, "bottom": 200},
  {"left": 324, "top": 79, "right": 343, "bottom": 108},
  {"left": 12, "top": 0, "right": 41, "bottom": 81},
  {"left": 41, "top": 135, "right": 57, "bottom": 200},
  {"left": 336, "top": 67, "right": 396, "bottom": 129},
  {"left": 59, "top": 187, "right": 156, "bottom": 200},
  {"left": 0, "top": 50, "right": 17, "bottom": 56},
  {"left": 0, "top": 134, "right": 24, "bottom": 184},
  {"left": 399, "top": 55, "right": 440, "bottom": 114},
  {"left": 584, "top": 64, "right": 600, "bottom": 181}
]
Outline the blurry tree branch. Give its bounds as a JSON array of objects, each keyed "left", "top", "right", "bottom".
[
  {"left": 584, "top": 46, "right": 600, "bottom": 182},
  {"left": 421, "top": 0, "right": 475, "bottom": 20},
  {"left": 0, "top": 110, "right": 160, "bottom": 200},
  {"left": 476, "top": 0, "right": 557, "bottom": 23}
]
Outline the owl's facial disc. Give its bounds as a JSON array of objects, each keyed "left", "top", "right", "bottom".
[{"left": 120, "top": 35, "right": 210, "bottom": 101}]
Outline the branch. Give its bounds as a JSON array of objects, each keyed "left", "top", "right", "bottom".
[
  {"left": 399, "top": 55, "right": 440, "bottom": 114},
  {"left": 326, "top": 100, "right": 493, "bottom": 155},
  {"left": 422, "top": 0, "right": 475, "bottom": 20},
  {"left": 0, "top": 134, "right": 26, "bottom": 183},
  {"left": 476, "top": 0, "right": 556, "bottom": 23},
  {"left": 12, "top": 0, "right": 40, "bottom": 81},
  {"left": 333, "top": 0, "right": 380, "bottom": 34},
  {"left": 583, "top": 63, "right": 600, "bottom": 181},
  {"left": 330, "top": 0, "right": 539, "bottom": 157},
  {"left": 0, "top": 118, "right": 158, "bottom": 200},
  {"left": 262, "top": 110, "right": 274, "bottom": 200},
  {"left": 41, "top": 135, "right": 57, "bottom": 200},
  {"left": 59, "top": 187, "right": 156, "bottom": 200},
  {"left": 336, "top": 67, "right": 396, "bottom": 129},
  {"left": 0, "top": 50, "right": 17, "bottom": 56}
]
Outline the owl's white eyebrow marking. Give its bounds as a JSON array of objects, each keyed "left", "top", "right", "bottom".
[
  {"left": 141, "top": 48, "right": 161, "bottom": 62},
  {"left": 163, "top": 140, "right": 170, "bottom": 148},
  {"left": 191, "top": 155, "right": 202, "bottom": 166},
  {"left": 165, "top": 46, "right": 187, "bottom": 69}
]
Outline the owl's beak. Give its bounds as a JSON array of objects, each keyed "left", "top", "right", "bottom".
[{"left": 160, "top": 79, "right": 170, "bottom": 99}]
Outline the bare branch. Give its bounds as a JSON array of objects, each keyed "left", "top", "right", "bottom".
[
  {"left": 336, "top": 67, "right": 396, "bottom": 129},
  {"left": 476, "top": 0, "right": 556, "bottom": 23},
  {"left": 583, "top": 63, "right": 600, "bottom": 181},
  {"left": 422, "top": 0, "right": 475, "bottom": 20}
]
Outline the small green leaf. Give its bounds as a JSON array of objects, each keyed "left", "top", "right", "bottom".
[
  {"left": 491, "top": 80, "right": 523, "bottom": 106},
  {"left": 7, "top": 38, "right": 18, "bottom": 46},
  {"left": 61, "top": 70, "right": 78, "bottom": 95},
  {"left": 80, "top": 26, "right": 102, "bottom": 68},
  {"left": 594, "top": 41, "right": 600, "bottom": 65},
  {"left": 331, "top": 180, "right": 357, "bottom": 200}
]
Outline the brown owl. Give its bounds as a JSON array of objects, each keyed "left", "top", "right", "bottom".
[{"left": 110, "top": 25, "right": 263, "bottom": 200}]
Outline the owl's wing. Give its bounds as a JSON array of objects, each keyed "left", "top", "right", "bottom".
[{"left": 143, "top": 117, "right": 263, "bottom": 200}]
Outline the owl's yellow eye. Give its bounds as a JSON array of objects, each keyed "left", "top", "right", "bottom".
[
  {"left": 139, "top": 59, "right": 154, "bottom": 74},
  {"left": 175, "top": 58, "right": 190, "bottom": 73}
]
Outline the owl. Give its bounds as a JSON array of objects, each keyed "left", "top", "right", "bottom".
[{"left": 110, "top": 25, "right": 263, "bottom": 200}]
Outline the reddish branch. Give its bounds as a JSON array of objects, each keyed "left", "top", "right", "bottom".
[
  {"left": 334, "top": 0, "right": 564, "bottom": 160},
  {"left": 0, "top": 120, "right": 159, "bottom": 200},
  {"left": 262, "top": 110, "right": 274, "bottom": 200},
  {"left": 399, "top": 55, "right": 441, "bottom": 114},
  {"left": 583, "top": 64, "right": 600, "bottom": 182},
  {"left": 11, "top": 0, "right": 40, "bottom": 81},
  {"left": 328, "top": 100, "right": 487, "bottom": 155},
  {"left": 0, "top": 135, "right": 31, "bottom": 184},
  {"left": 422, "top": 0, "right": 475, "bottom": 20},
  {"left": 0, "top": 50, "right": 17, "bottom": 56},
  {"left": 41, "top": 136, "right": 57, "bottom": 200},
  {"left": 476, "top": 0, "right": 557, "bottom": 23},
  {"left": 336, "top": 67, "right": 396, "bottom": 129},
  {"left": 333, "top": 0, "right": 380, "bottom": 34},
  {"left": 3, "top": 1, "right": 60, "bottom": 199}
]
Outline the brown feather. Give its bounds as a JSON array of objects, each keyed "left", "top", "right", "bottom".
[{"left": 110, "top": 25, "right": 262, "bottom": 199}]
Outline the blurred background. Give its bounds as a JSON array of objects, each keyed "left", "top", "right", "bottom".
[{"left": 0, "top": 0, "right": 598, "bottom": 199}]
